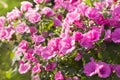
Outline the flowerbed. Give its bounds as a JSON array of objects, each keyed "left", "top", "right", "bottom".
[{"left": 0, "top": 0, "right": 120, "bottom": 80}]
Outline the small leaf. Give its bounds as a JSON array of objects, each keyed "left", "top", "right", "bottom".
[{"left": 6, "top": 69, "right": 12, "bottom": 79}]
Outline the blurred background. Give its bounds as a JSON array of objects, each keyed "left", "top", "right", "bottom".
[{"left": 0, "top": 0, "right": 32, "bottom": 15}]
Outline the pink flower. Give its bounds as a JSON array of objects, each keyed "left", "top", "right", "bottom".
[
  {"left": 41, "top": 7, "right": 55, "bottom": 17},
  {"left": 29, "top": 27, "right": 37, "bottom": 35},
  {"left": 0, "top": 16, "right": 5, "bottom": 28},
  {"left": 48, "top": 38, "right": 60, "bottom": 52},
  {"left": 17, "top": 40, "right": 28, "bottom": 53},
  {"left": 45, "top": 62, "right": 57, "bottom": 71},
  {"left": 34, "top": 0, "right": 43, "bottom": 3},
  {"left": 80, "top": 35, "right": 93, "bottom": 49},
  {"left": 74, "top": 52, "right": 82, "bottom": 61},
  {"left": 32, "top": 75, "right": 40, "bottom": 80},
  {"left": 0, "top": 25, "right": 14, "bottom": 41},
  {"left": 15, "top": 22, "right": 28, "bottom": 34},
  {"left": 66, "top": 77, "right": 72, "bottom": 80},
  {"left": 77, "top": 4, "right": 88, "bottom": 16},
  {"left": 55, "top": 71, "right": 64, "bottom": 80},
  {"left": 85, "top": 7, "right": 101, "bottom": 20},
  {"left": 58, "top": 35, "right": 75, "bottom": 56},
  {"left": 5, "top": 25, "right": 15, "bottom": 40},
  {"left": 115, "top": 65, "right": 120, "bottom": 78},
  {"left": 73, "top": 76, "right": 80, "bottom": 80},
  {"left": 53, "top": 18, "right": 62, "bottom": 27},
  {"left": 110, "top": 64, "right": 117, "bottom": 72},
  {"left": 97, "top": 62, "right": 111, "bottom": 78},
  {"left": 73, "top": 31, "right": 83, "bottom": 42},
  {"left": 111, "top": 5, "right": 120, "bottom": 21},
  {"left": 21, "top": 1, "right": 33, "bottom": 11},
  {"left": 41, "top": 47, "right": 56, "bottom": 60},
  {"left": 83, "top": 58, "right": 98, "bottom": 76},
  {"left": 0, "top": 28, "right": 8, "bottom": 40},
  {"left": 54, "top": 0, "right": 64, "bottom": 9},
  {"left": 25, "top": 9, "right": 41, "bottom": 24},
  {"left": 70, "top": 0, "right": 77, "bottom": 3},
  {"left": 7, "top": 8, "right": 21, "bottom": 21},
  {"left": 31, "top": 35, "right": 45, "bottom": 44},
  {"left": 24, "top": 49, "right": 34, "bottom": 60},
  {"left": 94, "top": 2, "right": 105, "bottom": 11},
  {"left": 86, "top": 29, "right": 100, "bottom": 42},
  {"left": 34, "top": 45, "right": 44, "bottom": 56},
  {"left": 104, "top": 29, "right": 111, "bottom": 41},
  {"left": 111, "top": 28, "right": 120, "bottom": 43},
  {"left": 32, "top": 63, "right": 41, "bottom": 74},
  {"left": 74, "top": 20, "right": 84, "bottom": 29},
  {"left": 18, "top": 62, "right": 31, "bottom": 74},
  {"left": 80, "top": 28, "right": 100, "bottom": 49},
  {"left": 64, "top": 10, "right": 80, "bottom": 25}
]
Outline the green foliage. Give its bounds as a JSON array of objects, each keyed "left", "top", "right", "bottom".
[{"left": 0, "top": 0, "right": 32, "bottom": 16}]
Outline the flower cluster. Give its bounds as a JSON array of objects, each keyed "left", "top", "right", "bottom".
[{"left": 1, "top": 0, "right": 120, "bottom": 80}]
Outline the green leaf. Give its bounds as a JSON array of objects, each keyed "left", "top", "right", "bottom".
[
  {"left": 6, "top": 69, "right": 12, "bottom": 79},
  {"left": 84, "top": 0, "right": 93, "bottom": 6}
]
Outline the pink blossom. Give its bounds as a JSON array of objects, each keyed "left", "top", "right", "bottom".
[
  {"left": 0, "top": 28, "right": 8, "bottom": 40},
  {"left": 73, "top": 31, "right": 83, "bottom": 42},
  {"left": 41, "top": 7, "right": 55, "bottom": 17},
  {"left": 54, "top": 0, "right": 64, "bottom": 9},
  {"left": 15, "top": 22, "right": 28, "bottom": 34},
  {"left": 94, "top": 2, "right": 105, "bottom": 11},
  {"left": 74, "top": 52, "right": 82, "bottom": 61},
  {"left": 54, "top": 18, "right": 62, "bottom": 27},
  {"left": 66, "top": 77, "right": 72, "bottom": 80},
  {"left": 48, "top": 38, "right": 60, "bottom": 52},
  {"left": 83, "top": 58, "right": 98, "bottom": 76},
  {"left": 45, "top": 62, "right": 57, "bottom": 71},
  {"left": 21, "top": 1, "right": 33, "bottom": 11},
  {"left": 111, "top": 5, "right": 120, "bottom": 21},
  {"left": 104, "top": 29, "right": 111, "bottom": 41},
  {"left": 80, "top": 28, "right": 100, "bottom": 49},
  {"left": 32, "top": 75, "right": 40, "bottom": 80},
  {"left": 110, "top": 64, "right": 117, "bottom": 72},
  {"left": 73, "top": 76, "right": 80, "bottom": 80},
  {"left": 57, "top": 14, "right": 62, "bottom": 21},
  {"left": 55, "top": 71, "right": 64, "bottom": 80},
  {"left": 80, "top": 34, "right": 93, "bottom": 49},
  {"left": 31, "top": 35, "right": 45, "bottom": 44},
  {"left": 24, "top": 49, "right": 34, "bottom": 61},
  {"left": 77, "top": 4, "right": 88, "bottom": 16},
  {"left": 74, "top": 20, "right": 84, "bottom": 29},
  {"left": 17, "top": 40, "right": 28, "bottom": 53},
  {"left": 5, "top": 25, "right": 15, "bottom": 40},
  {"left": 111, "top": 28, "right": 120, "bottom": 43},
  {"left": 41, "top": 47, "right": 56, "bottom": 60},
  {"left": 34, "top": 0, "right": 43, "bottom": 3},
  {"left": 18, "top": 62, "right": 31, "bottom": 74},
  {"left": 115, "top": 65, "right": 120, "bottom": 78},
  {"left": 85, "top": 29, "right": 101, "bottom": 42},
  {"left": 85, "top": 7, "right": 101, "bottom": 20},
  {"left": 58, "top": 35, "right": 75, "bottom": 56},
  {"left": 64, "top": 10, "right": 80, "bottom": 25},
  {"left": 70, "top": 0, "right": 77, "bottom": 4},
  {"left": 97, "top": 61, "right": 111, "bottom": 78},
  {"left": 34, "top": 45, "right": 44, "bottom": 56},
  {"left": 0, "top": 25, "right": 14, "bottom": 40},
  {"left": 28, "top": 27, "right": 37, "bottom": 35},
  {"left": 32, "top": 63, "right": 41, "bottom": 74},
  {"left": 25, "top": 9, "right": 41, "bottom": 24},
  {"left": 0, "top": 16, "right": 5, "bottom": 28},
  {"left": 7, "top": 8, "right": 21, "bottom": 21}
]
